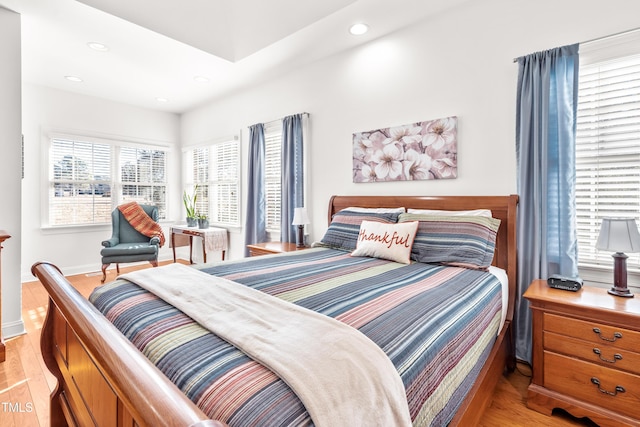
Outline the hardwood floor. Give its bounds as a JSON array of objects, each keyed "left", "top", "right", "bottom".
[{"left": 0, "top": 261, "right": 599, "bottom": 426}]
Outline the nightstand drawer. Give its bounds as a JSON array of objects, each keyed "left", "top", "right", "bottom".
[
  {"left": 248, "top": 247, "right": 272, "bottom": 256},
  {"left": 544, "top": 351, "right": 640, "bottom": 419},
  {"left": 247, "top": 242, "right": 308, "bottom": 257},
  {"left": 545, "top": 313, "right": 640, "bottom": 352},
  {"left": 545, "top": 331, "right": 640, "bottom": 375}
]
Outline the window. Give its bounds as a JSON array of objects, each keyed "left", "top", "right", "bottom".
[
  {"left": 120, "top": 147, "right": 167, "bottom": 213},
  {"left": 264, "top": 122, "right": 283, "bottom": 232},
  {"left": 576, "top": 52, "right": 640, "bottom": 271},
  {"left": 49, "top": 135, "right": 167, "bottom": 226},
  {"left": 184, "top": 138, "right": 240, "bottom": 227}
]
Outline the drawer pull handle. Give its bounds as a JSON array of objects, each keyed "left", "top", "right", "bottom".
[
  {"left": 593, "top": 348, "right": 623, "bottom": 363},
  {"left": 590, "top": 377, "right": 625, "bottom": 396},
  {"left": 592, "top": 327, "right": 622, "bottom": 342}
]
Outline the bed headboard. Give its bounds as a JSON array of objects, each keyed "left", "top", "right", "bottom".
[{"left": 327, "top": 195, "right": 519, "bottom": 322}]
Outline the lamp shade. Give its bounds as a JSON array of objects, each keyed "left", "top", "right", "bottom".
[
  {"left": 596, "top": 218, "right": 640, "bottom": 253},
  {"left": 292, "top": 207, "right": 310, "bottom": 226}
]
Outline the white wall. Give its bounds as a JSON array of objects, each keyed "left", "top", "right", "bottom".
[
  {"left": 181, "top": 0, "right": 640, "bottom": 257},
  {"left": 20, "top": 84, "right": 182, "bottom": 283},
  {"left": 10, "top": 0, "right": 640, "bottom": 328},
  {"left": 0, "top": 7, "right": 23, "bottom": 338}
]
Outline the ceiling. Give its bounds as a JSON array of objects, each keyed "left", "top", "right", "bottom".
[{"left": 1, "top": 0, "right": 470, "bottom": 114}]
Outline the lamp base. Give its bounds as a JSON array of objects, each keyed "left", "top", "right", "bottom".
[
  {"left": 296, "top": 225, "right": 306, "bottom": 248},
  {"left": 610, "top": 252, "right": 634, "bottom": 298},
  {"left": 608, "top": 287, "right": 634, "bottom": 298}
]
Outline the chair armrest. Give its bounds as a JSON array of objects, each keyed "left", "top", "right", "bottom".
[
  {"left": 102, "top": 237, "right": 119, "bottom": 247},
  {"left": 150, "top": 236, "right": 160, "bottom": 246}
]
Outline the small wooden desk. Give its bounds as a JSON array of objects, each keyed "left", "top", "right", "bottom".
[{"left": 170, "top": 226, "right": 228, "bottom": 264}]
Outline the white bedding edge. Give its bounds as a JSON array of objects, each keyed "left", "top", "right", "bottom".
[
  {"left": 488, "top": 265, "right": 508, "bottom": 335},
  {"left": 119, "top": 263, "right": 412, "bottom": 427}
]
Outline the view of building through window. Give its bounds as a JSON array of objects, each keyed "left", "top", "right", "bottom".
[{"left": 49, "top": 137, "right": 167, "bottom": 226}]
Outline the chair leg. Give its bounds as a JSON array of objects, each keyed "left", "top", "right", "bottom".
[
  {"left": 116, "top": 264, "right": 120, "bottom": 274},
  {"left": 101, "top": 264, "right": 110, "bottom": 283},
  {"left": 150, "top": 260, "right": 158, "bottom": 268}
]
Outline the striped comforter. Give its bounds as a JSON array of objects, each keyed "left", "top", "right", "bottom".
[{"left": 89, "top": 247, "right": 503, "bottom": 426}]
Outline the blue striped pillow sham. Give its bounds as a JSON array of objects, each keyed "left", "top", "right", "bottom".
[{"left": 398, "top": 213, "right": 501, "bottom": 269}]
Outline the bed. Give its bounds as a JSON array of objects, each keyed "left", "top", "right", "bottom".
[{"left": 32, "top": 194, "right": 518, "bottom": 427}]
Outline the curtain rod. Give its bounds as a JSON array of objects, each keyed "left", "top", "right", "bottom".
[
  {"left": 260, "top": 112, "right": 310, "bottom": 127},
  {"left": 512, "top": 26, "right": 640, "bottom": 63}
]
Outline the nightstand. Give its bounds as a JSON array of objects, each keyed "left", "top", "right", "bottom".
[
  {"left": 524, "top": 279, "right": 640, "bottom": 427},
  {"left": 246, "top": 242, "right": 309, "bottom": 257}
]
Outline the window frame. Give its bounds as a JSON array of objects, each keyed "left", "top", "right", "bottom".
[
  {"left": 183, "top": 136, "right": 241, "bottom": 228},
  {"left": 576, "top": 32, "right": 640, "bottom": 289},
  {"left": 262, "top": 115, "right": 309, "bottom": 240},
  {"left": 44, "top": 131, "right": 170, "bottom": 228},
  {"left": 264, "top": 121, "right": 283, "bottom": 234},
  {"left": 118, "top": 145, "right": 168, "bottom": 217}
]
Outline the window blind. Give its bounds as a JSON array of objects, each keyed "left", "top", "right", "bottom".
[
  {"left": 211, "top": 140, "right": 240, "bottom": 225},
  {"left": 49, "top": 137, "right": 167, "bottom": 226},
  {"left": 50, "top": 138, "right": 112, "bottom": 225},
  {"left": 188, "top": 147, "right": 210, "bottom": 217},
  {"left": 184, "top": 139, "right": 240, "bottom": 226},
  {"left": 576, "top": 54, "right": 640, "bottom": 270},
  {"left": 120, "top": 147, "right": 167, "bottom": 218},
  {"left": 264, "top": 122, "right": 282, "bottom": 232}
]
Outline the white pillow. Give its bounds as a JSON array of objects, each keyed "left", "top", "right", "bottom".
[
  {"left": 345, "top": 207, "right": 406, "bottom": 214},
  {"left": 406, "top": 208, "right": 492, "bottom": 217},
  {"left": 351, "top": 220, "right": 419, "bottom": 264}
]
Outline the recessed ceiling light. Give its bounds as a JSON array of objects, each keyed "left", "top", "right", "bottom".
[
  {"left": 349, "top": 23, "right": 369, "bottom": 35},
  {"left": 64, "top": 75, "right": 83, "bottom": 83},
  {"left": 87, "top": 42, "right": 109, "bottom": 52},
  {"left": 155, "top": 97, "right": 169, "bottom": 103},
  {"left": 194, "top": 76, "right": 210, "bottom": 83}
]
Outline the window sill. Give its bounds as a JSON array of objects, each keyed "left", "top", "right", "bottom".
[
  {"left": 41, "top": 223, "right": 111, "bottom": 235},
  {"left": 40, "top": 220, "right": 237, "bottom": 235},
  {"left": 578, "top": 264, "right": 640, "bottom": 292}
]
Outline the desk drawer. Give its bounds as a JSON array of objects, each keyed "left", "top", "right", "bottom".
[
  {"left": 544, "top": 313, "right": 640, "bottom": 352},
  {"left": 544, "top": 351, "right": 640, "bottom": 419}
]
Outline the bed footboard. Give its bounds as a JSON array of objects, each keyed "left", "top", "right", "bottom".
[{"left": 33, "top": 262, "right": 227, "bottom": 427}]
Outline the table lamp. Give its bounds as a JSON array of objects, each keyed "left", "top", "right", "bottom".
[
  {"left": 292, "top": 207, "right": 310, "bottom": 248},
  {"left": 596, "top": 218, "right": 640, "bottom": 298}
]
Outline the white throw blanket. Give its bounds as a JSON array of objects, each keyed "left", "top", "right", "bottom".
[{"left": 119, "top": 263, "right": 411, "bottom": 427}]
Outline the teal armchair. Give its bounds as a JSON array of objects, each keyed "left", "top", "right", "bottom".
[{"left": 100, "top": 204, "right": 160, "bottom": 283}]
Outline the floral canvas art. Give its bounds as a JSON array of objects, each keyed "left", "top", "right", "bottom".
[{"left": 352, "top": 116, "right": 457, "bottom": 183}]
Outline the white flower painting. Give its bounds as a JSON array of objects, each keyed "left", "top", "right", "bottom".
[{"left": 353, "top": 116, "right": 458, "bottom": 183}]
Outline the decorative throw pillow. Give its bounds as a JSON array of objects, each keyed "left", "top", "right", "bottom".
[
  {"left": 398, "top": 213, "right": 501, "bottom": 269},
  {"left": 351, "top": 220, "right": 419, "bottom": 264},
  {"left": 317, "top": 208, "right": 404, "bottom": 251}
]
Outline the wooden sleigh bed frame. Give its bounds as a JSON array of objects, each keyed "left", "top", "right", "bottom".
[{"left": 32, "top": 194, "right": 518, "bottom": 427}]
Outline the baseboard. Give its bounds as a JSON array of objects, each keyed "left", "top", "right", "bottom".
[
  {"left": 3, "top": 319, "right": 26, "bottom": 339},
  {"left": 21, "top": 254, "right": 179, "bottom": 283}
]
